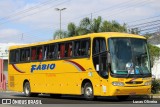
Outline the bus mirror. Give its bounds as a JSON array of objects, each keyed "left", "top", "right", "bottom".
[
  {"left": 96, "top": 64, "right": 99, "bottom": 71},
  {"left": 107, "top": 52, "right": 111, "bottom": 64}
]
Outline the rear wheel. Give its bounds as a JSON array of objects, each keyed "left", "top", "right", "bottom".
[
  {"left": 23, "top": 81, "right": 38, "bottom": 97},
  {"left": 83, "top": 82, "right": 94, "bottom": 100}
]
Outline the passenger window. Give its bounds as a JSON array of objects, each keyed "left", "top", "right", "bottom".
[
  {"left": 44, "top": 45, "right": 49, "bottom": 60},
  {"left": 58, "top": 43, "right": 65, "bottom": 59},
  {"left": 25, "top": 48, "right": 30, "bottom": 61},
  {"left": 37, "top": 47, "right": 43, "bottom": 60},
  {"left": 50, "top": 44, "right": 57, "bottom": 59},
  {"left": 31, "top": 47, "right": 36, "bottom": 60},
  {"left": 15, "top": 50, "right": 19, "bottom": 63},
  {"left": 9, "top": 50, "right": 15, "bottom": 63},
  {"left": 65, "top": 42, "right": 72, "bottom": 57},
  {"left": 74, "top": 41, "right": 80, "bottom": 57},
  {"left": 20, "top": 49, "right": 25, "bottom": 62},
  {"left": 74, "top": 39, "right": 90, "bottom": 57},
  {"left": 81, "top": 40, "right": 90, "bottom": 56}
]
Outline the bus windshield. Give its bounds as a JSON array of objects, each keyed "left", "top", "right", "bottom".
[{"left": 108, "top": 38, "right": 151, "bottom": 76}]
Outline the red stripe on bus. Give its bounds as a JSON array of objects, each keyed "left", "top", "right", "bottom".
[
  {"left": 12, "top": 64, "right": 25, "bottom": 73},
  {"left": 65, "top": 60, "right": 86, "bottom": 71}
]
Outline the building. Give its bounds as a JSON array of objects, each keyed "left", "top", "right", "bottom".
[
  {"left": 0, "top": 43, "right": 22, "bottom": 82},
  {"left": 152, "top": 44, "right": 160, "bottom": 79}
]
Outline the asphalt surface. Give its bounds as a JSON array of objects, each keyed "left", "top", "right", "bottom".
[{"left": 0, "top": 91, "right": 160, "bottom": 107}]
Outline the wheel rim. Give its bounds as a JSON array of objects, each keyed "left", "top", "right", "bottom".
[
  {"left": 85, "top": 86, "right": 93, "bottom": 97},
  {"left": 25, "top": 84, "right": 30, "bottom": 95}
]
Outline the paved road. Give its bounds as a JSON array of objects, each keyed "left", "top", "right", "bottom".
[{"left": 0, "top": 91, "right": 160, "bottom": 107}]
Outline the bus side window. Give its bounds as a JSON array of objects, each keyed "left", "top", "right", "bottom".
[
  {"left": 25, "top": 48, "right": 30, "bottom": 61},
  {"left": 65, "top": 42, "right": 72, "bottom": 57},
  {"left": 31, "top": 47, "right": 36, "bottom": 60},
  {"left": 74, "top": 41, "right": 80, "bottom": 57},
  {"left": 50, "top": 44, "right": 57, "bottom": 59},
  {"left": 43, "top": 45, "right": 49, "bottom": 60},
  {"left": 20, "top": 49, "right": 25, "bottom": 62},
  {"left": 15, "top": 50, "right": 19, "bottom": 63},
  {"left": 58, "top": 43, "right": 65, "bottom": 59},
  {"left": 81, "top": 40, "right": 90, "bottom": 56},
  {"left": 9, "top": 50, "right": 15, "bottom": 63},
  {"left": 37, "top": 47, "right": 43, "bottom": 60}
]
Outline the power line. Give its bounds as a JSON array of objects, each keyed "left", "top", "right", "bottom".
[
  {"left": 139, "top": 26, "right": 160, "bottom": 32},
  {"left": 0, "top": 0, "right": 158, "bottom": 43},
  {"left": 128, "top": 20, "right": 160, "bottom": 28},
  {"left": 0, "top": 0, "right": 58, "bottom": 22},
  {"left": 127, "top": 15, "right": 160, "bottom": 24},
  {"left": 0, "top": 0, "right": 69, "bottom": 25},
  {"left": 101, "top": 0, "right": 152, "bottom": 21}
]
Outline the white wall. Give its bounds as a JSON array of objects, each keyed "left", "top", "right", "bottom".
[
  {"left": 152, "top": 44, "right": 160, "bottom": 79},
  {"left": 152, "top": 58, "right": 160, "bottom": 79}
]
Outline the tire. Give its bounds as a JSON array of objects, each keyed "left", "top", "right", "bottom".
[
  {"left": 23, "top": 81, "right": 38, "bottom": 97},
  {"left": 83, "top": 82, "right": 94, "bottom": 100},
  {"left": 117, "top": 95, "right": 129, "bottom": 101}
]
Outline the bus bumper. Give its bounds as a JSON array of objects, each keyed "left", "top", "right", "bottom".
[{"left": 109, "top": 86, "right": 151, "bottom": 96}]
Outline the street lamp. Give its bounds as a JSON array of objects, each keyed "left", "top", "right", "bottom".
[{"left": 55, "top": 8, "right": 66, "bottom": 39}]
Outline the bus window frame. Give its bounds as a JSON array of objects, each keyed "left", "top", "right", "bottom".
[
  {"left": 19, "top": 48, "right": 31, "bottom": 63},
  {"left": 73, "top": 38, "right": 91, "bottom": 58},
  {"left": 9, "top": 50, "right": 16, "bottom": 64},
  {"left": 9, "top": 38, "right": 91, "bottom": 64},
  {"left": 30, "top": 45, "right": 43, "bottom": 62}
]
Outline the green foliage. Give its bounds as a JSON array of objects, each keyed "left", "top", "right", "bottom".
[
  {"left": 53, "top": 16, "right": 127, "bottom": 38},
  {"left": 53, "top": 30, "right": 68, "bottom": 39},
  {"left": 152, "top": 79, "right": 160, "bottom": 94},
  {"left": 148, "top": 44, "right": 160, "bottom": 65},
  {"left": 128, "top": 28, "right": 140, "bottom": 34},
  {"left": 67, "top": 22, "right": 77, "bottom": 37}
]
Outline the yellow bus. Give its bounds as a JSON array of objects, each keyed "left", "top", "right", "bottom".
[{"left": 8, "top": 32, "right": 151, "bottom": 100}]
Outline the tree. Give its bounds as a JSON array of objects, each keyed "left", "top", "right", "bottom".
[
  {"left": 100, "top": 20, "right": 127, "bottom": 32},
  {"left": 53, "top": 30, "right": 67, "bottom": 39},
  {"left": 129, "top": 28, "right": 140, "bottom": 34},
  {"left": 53, "top": 16, "right": 128, "bottom": 38},
  {"left": 67, "top": 22, "right": 77, "bottom": 37},
  {"left": 90, "top": 16, "right": 102, "bottom": 33},
  {"left": 77, "top": 17, "right": 92, "bottom": 35}
]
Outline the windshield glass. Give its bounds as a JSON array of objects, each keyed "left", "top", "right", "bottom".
[{"left": 109, "top": 38, "right": 150, "bottom": 75}]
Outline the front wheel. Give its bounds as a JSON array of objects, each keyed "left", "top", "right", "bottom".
[{"left": 83, "top": 82, "right": 94, "bottom": 100}]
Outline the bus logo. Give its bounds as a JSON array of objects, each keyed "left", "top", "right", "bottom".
[{"left": 31, "top": 64, "right": 55, "bottom": 73}]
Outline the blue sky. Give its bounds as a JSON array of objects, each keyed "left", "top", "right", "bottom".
[{"left": 0, "top": 0, "right": 160, "bottom": 43}]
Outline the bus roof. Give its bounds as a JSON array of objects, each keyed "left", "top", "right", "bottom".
[{"left": 9, "top": 32, "right": 146, "bottom": 50}]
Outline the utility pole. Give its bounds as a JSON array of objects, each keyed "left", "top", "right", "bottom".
[{"left": 55, "top": 8, "right": 66, "bottom": 39}]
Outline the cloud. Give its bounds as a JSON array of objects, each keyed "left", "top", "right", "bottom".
[
  {"left": 0, "top": 0, "right": 160, "bottom": 43},
  {"left": 0, "top": 29, "right": 22, "bottom": 43}
]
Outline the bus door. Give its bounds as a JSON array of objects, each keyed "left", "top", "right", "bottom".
[{"left": 92, "top": 38, "right": 109, "bottom": 95}]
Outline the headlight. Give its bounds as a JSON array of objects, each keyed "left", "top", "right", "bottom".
[
  {"left": 112, "top": 81, "right": 124, "bottom": 86},
  {"left": 144, "top": 81, "right": 152, "bottom": 86}
]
